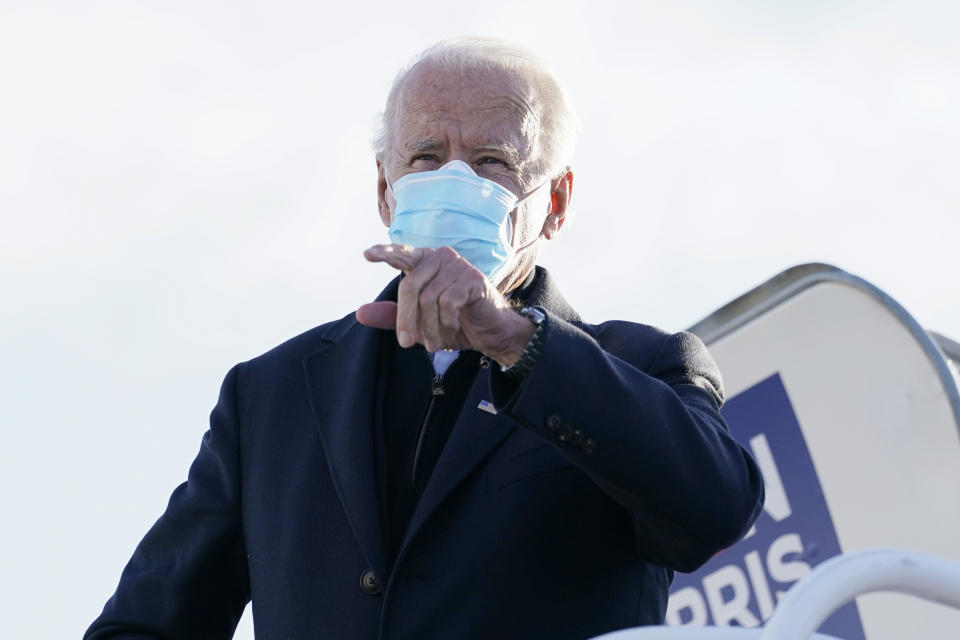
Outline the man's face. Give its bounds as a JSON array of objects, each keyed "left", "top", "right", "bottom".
[{"left": 376, "top": 63, "right": 562, "bottom": 289}]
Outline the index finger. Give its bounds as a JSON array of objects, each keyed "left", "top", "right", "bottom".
[{"left": 363, "top": 244, "right": 427, "bottom": 272}]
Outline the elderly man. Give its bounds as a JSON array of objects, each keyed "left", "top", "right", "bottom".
[{"left": 86, "top": 38, "right": 763, "bottom": 640}]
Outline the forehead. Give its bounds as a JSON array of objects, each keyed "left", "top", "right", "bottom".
[{"left": 393, "top": 64, "right": 538, "bottom": 152}]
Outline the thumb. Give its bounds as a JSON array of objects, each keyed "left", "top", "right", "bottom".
[{"left": 356, "top": 301, "right": 398, "bottom": 330}]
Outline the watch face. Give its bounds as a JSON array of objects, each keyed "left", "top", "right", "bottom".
[{"left": 521, "top": 307, "right": 546, "bottom": 325}]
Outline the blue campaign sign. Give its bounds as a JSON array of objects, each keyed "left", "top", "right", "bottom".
[{"left": 667, "top": 373, "right": 865, "bottom": 638}]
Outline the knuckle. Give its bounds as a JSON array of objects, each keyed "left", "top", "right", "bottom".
[
  {"left": 398, "top": 277, "right": 418, "bottom": 296},
  {"left": 417, "top": 246, "right": 437, "bottom": 261},
  {"left": 419, "top": 287, "right": 436, "bottom": 307},
  {"left": 437, "top": 288, "right": 457, "bottom": 308},
  {"left": 436, "top": 246, "right": 458, "bottom": 259}
]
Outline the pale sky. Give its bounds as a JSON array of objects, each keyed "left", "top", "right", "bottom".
[{"left": 2, "top": 2, "right": 958, "bottom": 638}]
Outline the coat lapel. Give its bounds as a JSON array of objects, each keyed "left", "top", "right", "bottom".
[
  {"left": 302, "top": 279, "right": 402, "bottom": 582},
  {"left": 399, "top": 266, "right": 582, "bottom": 552},
  {"left": 400, "top": 373, "right": 515, "bottom": 551},
  {"left": 303, "top": 268, "right": 581, "bottom": 573}
]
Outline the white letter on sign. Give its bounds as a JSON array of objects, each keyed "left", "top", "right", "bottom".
[
  {"left": 751, "top": 432, "right": 791, "bottom": 523},
  {"left": 744, "top": 549, "right": 775, "bottom": 620},
  {"left": 743, "top": 432, "right": 792, "bottom": 540},
  {"left": 768, "top": 533, "right": 812, "bottom": 600},
  {"left": 702, "top": 565, "right": 761, "bottom": 627},
  {"left": 665, "top": 587, "right": 708, "bottom": 626}
]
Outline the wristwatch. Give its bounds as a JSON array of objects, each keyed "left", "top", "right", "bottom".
[{"left": 501, "top": 306, "right": 546, "bottom": 382}]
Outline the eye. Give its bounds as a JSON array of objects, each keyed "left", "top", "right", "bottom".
[
  {"left": 478, "top": 156, "right": 506, "bottom": 166},
  {"left": 410, "top": 153, "right": 441, "bottom": 168}
]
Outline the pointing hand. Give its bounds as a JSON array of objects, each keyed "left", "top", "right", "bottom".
[{"left": 356, "top": 244, "right": 535, "bottom": 367}]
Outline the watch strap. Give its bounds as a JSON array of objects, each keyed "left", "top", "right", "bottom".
[{"left": 500, "top": 307, "right": 546, "bottom": 382}]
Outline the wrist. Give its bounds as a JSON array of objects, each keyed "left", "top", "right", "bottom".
[
  {"left": 487, "top": 310, "right": 537, "bottom": 367},
  {"left": 495, "top": 307, "right": 547, "bottom": 381}
]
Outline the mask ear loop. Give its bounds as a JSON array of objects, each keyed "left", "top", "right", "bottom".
[
  {"left": 509, "top": 174, "right": 555, "bottom": 253},
  {"left": 514, "top": 231, "right": 544, "bottom": 254},
  {"left": 383, "top": 167, "right": 398, "bottom": 223}
]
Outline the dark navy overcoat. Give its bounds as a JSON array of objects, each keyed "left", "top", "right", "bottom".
[{"left": 85, "top": 268, "right": 764, "bottom": 640}]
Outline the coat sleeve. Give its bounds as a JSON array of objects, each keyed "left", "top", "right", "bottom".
[
  {"left": 84, "top": 364, "right": 251, "bottom": 640},
  {"left": 490, "top": 312, "right": 765, "bottom": 573}
]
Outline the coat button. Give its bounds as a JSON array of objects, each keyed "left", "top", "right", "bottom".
[
  {"left": 582, "top": 438, "right": 595, "bottom": 455},
  {"left": 569, "top": 429, "right": 584, "bottom": 446},
  {"left": 360, "top": 569, "right": 381, "bottom": 595},
  {"left": 558, "top": 425, "right": 574, "bottom": 442},
  {"left": 546, "top": 414, "right": 562, "bottom": 431}
]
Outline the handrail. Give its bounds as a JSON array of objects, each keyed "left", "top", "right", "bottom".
[
  {"left": 589, "top": 548, "right": 960, "bottom": 640},
  {"left": 759, "top": 548, "right": 960, "bottom": 640},
  {"left": 590, "top": 629, "right": 840, "bottom": 639}
]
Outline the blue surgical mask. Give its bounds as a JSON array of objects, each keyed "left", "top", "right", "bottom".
[{"left": 386, "top": 160, "right": 547, "bottom": 283}]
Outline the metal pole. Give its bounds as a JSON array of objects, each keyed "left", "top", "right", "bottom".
[{"left": 759, "top": 549, "right": 960, "bottom": 640}]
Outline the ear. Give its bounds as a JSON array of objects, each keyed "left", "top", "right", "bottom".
[
  {"left": 376, "top": 159, "right": 392, "bottom": 227},
  {"left": 540, "top": 168, "right": 573, "bottom": 240}
]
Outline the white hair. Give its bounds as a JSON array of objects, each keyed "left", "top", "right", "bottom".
[{"left": 373, "top": 36, "right": 580, "bottom": 179}]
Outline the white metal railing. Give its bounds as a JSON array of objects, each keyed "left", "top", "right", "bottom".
[{"left": 590, "top": 549, "right": 960, "bottom": 640}]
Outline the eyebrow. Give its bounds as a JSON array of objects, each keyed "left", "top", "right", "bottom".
[
  {"left": 404, "top": 140, "right": 523, "bottom": 165},
  {"left": 406, "top": 140, "right": 443, "bottom": 153},
  {"left": 475, "top": 143, "right": 521, "bottom": 165}
]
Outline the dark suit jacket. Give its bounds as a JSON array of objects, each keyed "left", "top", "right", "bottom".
[{"left": 85, "top": 268, "right": 764, "bottom": 640}]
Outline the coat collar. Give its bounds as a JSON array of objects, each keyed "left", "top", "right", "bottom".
[
  {"left": 515, "top": 265, "right": 581, "bottom": 324},
  {"left": 303, "top": 266, "right": 578, "bottom": 579}
]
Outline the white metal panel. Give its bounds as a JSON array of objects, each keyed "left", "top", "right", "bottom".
[{"left": 703, "top": 279, "right": 960, "bottom": 639}]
